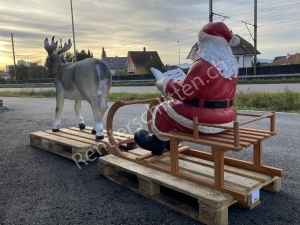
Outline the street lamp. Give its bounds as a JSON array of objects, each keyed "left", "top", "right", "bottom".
[{"left": 177, "top": 41, "right": 180, "bottom": 68}]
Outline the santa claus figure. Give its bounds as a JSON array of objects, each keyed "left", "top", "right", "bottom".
[{"left": 134, "top": 22, "right": 240, "bottom": 155}]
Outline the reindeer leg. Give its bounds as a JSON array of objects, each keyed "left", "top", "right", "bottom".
[
  {"left": 90, "top": 99, "right": 104, "bottom": 141},
  {"left": 52, "top": 92, "right": 65, "bottom": 132},
  {"left": 96, "top": 84, "right": 110, "bottom": 140},
  {"left": 74, "top": 100, "right": 85, "bottom": 130}
]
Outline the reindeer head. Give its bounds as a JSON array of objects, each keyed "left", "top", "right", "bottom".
[{"left": 44, "top": 36, "right": 72, "bottom": 70}]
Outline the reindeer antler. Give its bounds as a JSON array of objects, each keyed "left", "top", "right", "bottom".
[
  {"left": 57, "top": 39, "right": 72, "bottom": 55},
  {"left": 44, "top": 36, "right": 58, "bottom": 54}
]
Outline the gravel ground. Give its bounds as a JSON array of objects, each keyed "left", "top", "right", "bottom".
[{"left": 0, "top": 97, "right": 299, "bottom": 225}]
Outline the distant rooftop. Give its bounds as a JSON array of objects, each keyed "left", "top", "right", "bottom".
[{"left": 102, "top": 57, "right": 127, "bottom": 69}]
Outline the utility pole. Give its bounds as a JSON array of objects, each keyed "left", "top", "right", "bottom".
[
  {"left": 11, "top": 33, "right": 17, "bottom": 83},
  {"left": 209, "top": 0, "right": 213, "bottom": 22},
  {"left": 70, "top": 0, "right": 77, "bottom": 62},
  {"left": 254, "top": 0, "right": 257, "bottom": 75},
  {"left": 177, "top": 41, "right": 180, "bottom": 68}
]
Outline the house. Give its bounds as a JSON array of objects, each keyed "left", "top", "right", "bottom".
[
  {"left": 186, "top": 35, "right": 260, "bottom": 68},
  {"left": 163, "top": 64, "right": 179, "bottom": 71},
  {"left": 125, "top": 47, "right": 163, "bottom": 74},
  {"left": 0, "top": 72, "right": 10, "bottom": 80},
  {"left": 265, "top": 53, "right": 300, "bottom": 66},
  {"left": 231, "top": 35, "right": 261, "bottom": 67},
  {"left": 102, "top": 57, "right": 127, "bottom": 75},
  {"left": 6, "top": 60, "right": 38, "bottom": 72}
]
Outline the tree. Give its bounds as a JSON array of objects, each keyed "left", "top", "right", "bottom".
[
  {"left": 144, "top": 57, "right": 165, "bottom": 73},
  {"left": 8, "top": 65, "right": 30, "bottom": 80},
  {"left": 29, "top": 65, "right": 47, "bottom": 79},
  {"left": 114, "top": 68, "right": 128, "bottom": 75},
  {"left": 46, "top": 68, "right": 54, "bottom": 78},
  {"left": 61, "top": 52, "right": 74, "bottom": 62},
  {"left": 33, "top": 59, "right": 43, "bottom": 66},
  {"left": 101, "top": 47, "right": 107, "bottom": 59},
  {"left": 0, "top": 77, "right": 5, "bottom": 84},
  {"left": 252, "top": 60, "right": 261, "bottom": 67},
  {"left": 76, "top": 49, "right": 93, "bottom": 61}
]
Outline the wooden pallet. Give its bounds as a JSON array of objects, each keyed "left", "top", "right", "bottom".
[
  {"left": 30, "top": 126, "right": 137, "bottom": 161},
  {"left": 98, "top": 149, "right": 281, "bottom": 225}
]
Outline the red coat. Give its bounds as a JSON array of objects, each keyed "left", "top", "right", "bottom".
[{"left": 153, "top": 59, "right": 237, "bottom": 137}]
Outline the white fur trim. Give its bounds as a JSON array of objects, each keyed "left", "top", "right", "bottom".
[
  {"left": 151, "top": 105, "right": 170, "bottom": 141},
  {"left": 229, "top": 35, "right": 240, "bottom": 46},
  {"left": 161, "top": 101, "right": 233, "bottom": 134}
]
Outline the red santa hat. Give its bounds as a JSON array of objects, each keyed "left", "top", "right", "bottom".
[{"left": 198, "top": 22, "right": 240, "bottom": 46}]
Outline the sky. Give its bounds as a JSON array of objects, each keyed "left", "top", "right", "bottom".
[{"left": 0, "top": 0, "right": 300, "bottom": 70}]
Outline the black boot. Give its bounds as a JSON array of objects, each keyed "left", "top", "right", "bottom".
[{"left": 134, "top": 128, "right": 168, "bottom": 155}]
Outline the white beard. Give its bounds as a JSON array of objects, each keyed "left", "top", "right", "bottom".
[{"left": 196, "top": 41, "right": 238, "bottom": 80}]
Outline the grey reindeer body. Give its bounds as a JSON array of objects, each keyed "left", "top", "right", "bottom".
[{"left": 45, "top": 36, "right": 112, "bottom": 140}]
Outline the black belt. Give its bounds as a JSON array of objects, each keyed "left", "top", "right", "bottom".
[{"left": 183, "top": 98, "right": 234, "bottom": 108}]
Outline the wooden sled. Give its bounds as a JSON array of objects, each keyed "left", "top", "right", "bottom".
[{"left": 106, "top": 97, "right": 282, "bottom": 204}]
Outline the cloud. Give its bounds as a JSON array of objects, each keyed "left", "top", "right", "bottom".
[{"left": 0, "top": 0, "right": 300, "bottom": 69}]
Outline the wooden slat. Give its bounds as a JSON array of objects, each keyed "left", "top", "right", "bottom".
[
  {"left": 84, "top": 126, "right": 135, "bottom": 139},
  {"left": 30, "top": 131, "right": 91, "bottom": 149},
  {"left": 71, "top": 126, "right": 133, "bottom": 141},
  {"left": 196, "top": 135, "right": 250, "bottom": 148},
  {"left": 144, "top": 146, "right": 190, "bottom": 163},
  {"left": 135, "top": 144, "right": 184, "bottom": 161},
  {"left": 235, "top": 129, "right": 271, "bottom": 138},
  {"left": 161, "top": 132, "right": 242, "bottom": 151},
  {"left": 178, "top": 154, "right": 272, "bottom": 183},
  {"left": 213, "top": 133, "right": 258, "bottom": 144},
  {"left": 116, "top": 137, "right": 135, "bottom": 145},
  {"left": 239, "top": 127, "right": 276, "bottom": 135},
  {"left": 129, "top": 148, "right": 262, "bottom": 191},
  {"left": 168, "top": 130, "right": 257, "bottom": 147},
  {"left": 45, "top": 129, "right": 98, "bottom": 145},
  {"left": 184, "top": 149, "right": 283, "bottom": 177},
  {"left": 99, "top": 154, "right": 236, "bottom": 203},
  {"left": 223, "top": 130, "right": 265, "bottom": 140},
  {"left": 61, "top": 128, "right": 110, "bottom": 144}
]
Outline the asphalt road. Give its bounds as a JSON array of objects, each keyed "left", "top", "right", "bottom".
[
  {"left": 1, "top": 82, "right": 300, "bottom": 93},
  {"left": 0, "top": 97, "right": 299, "bottom": 225}
]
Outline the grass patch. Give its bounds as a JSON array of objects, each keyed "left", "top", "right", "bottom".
[
  {"left": 238, "top": 77, "right": 300, "bottom": 84},
  {"left": 107, "top": 92, "right": 160, "bottom": 101},
  {"left": 235, "top": 88, "right": 300, "bottom": 112},
  {"left": 0, "top": 89, "right": 57, "bottom": 98},
  {"left": 1, "top": 88, "right": 300, "bottom": 113},
  {"left": 0, "top": 77, "right": 299, "bottom": 88}
]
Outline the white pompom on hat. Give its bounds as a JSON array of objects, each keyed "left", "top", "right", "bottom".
[{"left": 198, "top": 22, "right": 240, "bottom": 46}]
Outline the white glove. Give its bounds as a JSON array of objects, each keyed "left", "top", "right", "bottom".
[{"left": 156, "top": 77, "right": 171, "bottom": 98}]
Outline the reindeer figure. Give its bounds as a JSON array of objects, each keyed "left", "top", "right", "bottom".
[{"left": 44, "top": 36, "right": 112, "bottom": 141}]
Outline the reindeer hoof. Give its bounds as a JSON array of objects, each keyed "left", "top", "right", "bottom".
[
  {"left": 95, "top": 135, "right": 104, "bottom": 141},
  {"left": 91, "top": 129, "right": 96, "bottom": 135},
  {"left": 79, "top": 123, "right": 86, "bottom": 130},
  {"left": 52, "top": 128, "right": 60, "bottom": 132}
]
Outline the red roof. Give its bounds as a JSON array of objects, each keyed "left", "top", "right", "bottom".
[{"left": 266, "top": 53, "right": 300, "bottom": 66}]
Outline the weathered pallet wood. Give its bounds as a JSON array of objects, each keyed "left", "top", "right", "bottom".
[
  {"left": 30, "top": 127, "right": 137, "bottom": 161},
  {"left": 128, "top": 148, "right": 281, "bottom": 209},
  {"left": 99, "top": 154, "right": 236, "bottom": 225}
]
